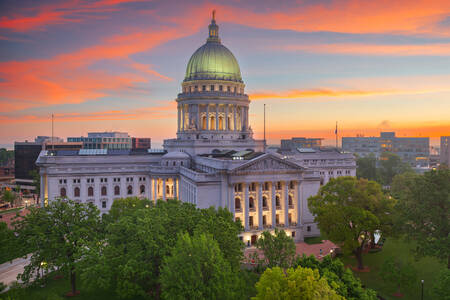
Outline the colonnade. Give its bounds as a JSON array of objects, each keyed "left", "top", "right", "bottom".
[
  {"left": 178, "top": 103, "right": 248, "bottom": 132},
  {"left": 231, "top": 181, "right": 301, "bottom": 231},
  {"left": 150, "top": 177, "right": 179, "bottom": 202}
]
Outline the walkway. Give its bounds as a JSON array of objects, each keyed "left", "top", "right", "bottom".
[{"left": 0, "top": 255, "right": 30, "bottom": 287}]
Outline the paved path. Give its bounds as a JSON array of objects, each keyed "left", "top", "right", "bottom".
[{"left": 0, "top": 255, "right": 30, "bottom": 287}]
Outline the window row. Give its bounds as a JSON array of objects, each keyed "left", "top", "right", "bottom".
[
  {"left": 183, "top": 84, "right": 244, "bottom": 94},
  {"left": 234, "top": 181, "right": 296, "bottom": 192},
  {"left": 59, "top": 185, "right": 147, "bottom": 198},
  {"left": 234, "top": 195, "right": 294, "bottom": 211}
]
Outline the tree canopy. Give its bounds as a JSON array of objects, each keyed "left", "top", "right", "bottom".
[
  {"left": 253, "top": 266, "right": 344, "bottom": 300},
  {"left": 308, "top": 176, "right": 395, "bottom": 269},
  {"left": 356, "top": 154, "right": 377, "bottom": 181},
  {"left": 255, "top": 228, "right": 296, "bottom": 269},
  {"left": 377, "top": 152, "right": 411, "bottom": 186},
  {"left": 393, "top": 168, "right": 450, "bottom": 268},
  {"left": 13, "top": 199, "right": 102, "bottom": 296},
  {"left": 160, "top": 232, "right": 238, "bottom": 300}
]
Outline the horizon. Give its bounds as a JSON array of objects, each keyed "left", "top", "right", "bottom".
[{"left": 1, "top": 0, "right": 449, "bottom": 147}]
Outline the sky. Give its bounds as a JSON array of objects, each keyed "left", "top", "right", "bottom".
[{"left": 0, "top": 0, "right": 449, "bottom": 148}]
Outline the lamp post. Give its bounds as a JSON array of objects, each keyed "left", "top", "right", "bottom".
[{"left": 421, "top": 279, "right": 424, "bottom": 300}]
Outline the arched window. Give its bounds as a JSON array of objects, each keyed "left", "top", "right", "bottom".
[
  {"left": 218, "top": 116, "right": 223, "bottom": 130},
  {"left": 275, "top": 195, "right": 280, "bottom": 207},
  {"left": 249, "top": 197, "right": 254, "bottom": 209},
  {"left": 227, "top": 117, "right": 231, "bottom": 130},
  {"left": 127, "top": 185, "right": 133, "bottom": 195},
  {"left": 235, "top": 198, "right": 241, "bottom": 210},
  {"left": 101, "top": 186, "right": 107, "bottom": 196},
  {"left": 202, "top": 116, "right": 207, "bottom": 130},
  {"left": 74, "top": 187, "right": 80, "bottom": 197},
  {"left": 60, "top": 187, "right": 66, "bottom": 197},
  {"left": 288, "top": 195, "right": 293, "bottom": 206},
  {"left": 166, "top": 185, "right": 170, "bottom": 194},
  {"left": 262, "top": 196, "right": 267, "bottom": 208},
  {"left": 289, "top": 181, "right": 294, "bottom": 189},
  {"left": 114, "top": 186, "right": 120, "bottom": 196},
  {"left": 140, "top": 185, "right": 145, "bottom": 194},
  {"left": 210, "top": 116, "right": 216, "bottom": 130},
  {"left": 88, "top": 186, "right": 94, "bottom": 197},
  {"left": 173, "top": 161, "right": 176, "bottom": 166}
]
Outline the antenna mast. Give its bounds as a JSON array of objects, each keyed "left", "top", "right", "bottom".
[
  {"left": 52, "top": 114, "right": 54, "bottom": 151},
  {"left": 335, "top": 121, "right": 338, "bottom": 149},
  {"left": 264, "top": 104, "right": 266, "bottom": 152}
]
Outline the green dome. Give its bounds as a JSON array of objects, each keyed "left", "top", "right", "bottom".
[{"left": 184, "top": 15, "right": 242, "bottom": 83}]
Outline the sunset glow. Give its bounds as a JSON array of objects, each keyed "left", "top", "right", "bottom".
[{"left": 1, "top": 0, "right": 449, "bottom": 147}]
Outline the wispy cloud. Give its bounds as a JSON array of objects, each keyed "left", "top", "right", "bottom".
[{"left": 277, "top": 43, "right": 450, "bottom": 56}]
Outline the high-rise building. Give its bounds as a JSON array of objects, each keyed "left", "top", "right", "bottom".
[
  {"left": 68, "top": 132, "right": 132, "bottom": 149},
  {"left": 342, "top": 132, "right": 429, "bottom": 166},
  {"left": 132, "top": 138, "right": 151, "bottom": 150},
  {"left": 440, "top": 136, "right": 450, "bottom": 166},
  {"left": 280, "top": 137, "right": 323, "bottom": 151},
  {"left": 14, "top": 141, "right": 42, "bottom": 188}
]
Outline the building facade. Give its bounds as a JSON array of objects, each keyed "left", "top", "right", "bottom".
[
  {"left": 37, "top": 14, "right": 356, "bottom": 243},
  {"left": 441, "top": 136, "right": 450, "bottom": 166},
  {"left": 281, "top": 137, "right": 323, "bottom": 151},
  {"left": 132, "top": 138, "right": 151, "bottom": 150},
  {"left": 68, "top": 132, "right": 132, "bottom": 149},
  {"left": 342, "top": 132, "right": 429, "bottom": 166}
]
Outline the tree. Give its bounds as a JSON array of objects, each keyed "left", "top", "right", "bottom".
[
  {"left": 29, "top": 170, "right": 40, "bottom": 197},
  {"left": 1, "top": 189, "right": 16, "bottom": 207},
  {"left": 0, "top": 222, "right": 22, "bottom": 264},
  {"left": 377, "top": 152, "right": 411, "bottom": 186},
  {"left": 308, "top": 177, "right": 394, "bottom": 269},
  {"left": 14, "top": 199, "right": 102, "bottom": 296},
  {"left": 356, "top": 154, "right": 377, "bottom": 181},
  {"left": 81, "top": 199, "right": 244, "bottom": 299},
  {"left": 394, "top": 168, "right": 450, "bottom": 268},
  {"left": 379, "top": 256, "right": 417, "bottom": 296},
  {"left": 255, "top": 228, "right": 296, "bottom": 269},
  {"left": 103, "top": 196, "right": 152, "bottom": 223},
  {"left": 160, "top": 232, "right": 238, "bottom": 300},
  {"left": 432, "top": 269, "right": 450, "bottom": 300},
  {"left": 294, "top": 255, "right": 377, "bottom": 300},
  {"left": 253, "top": 265, "right": 344, "bottom": 300}
]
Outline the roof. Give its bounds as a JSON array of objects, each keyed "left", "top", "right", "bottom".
[{"left": 162, "top": 151, "right": 190, "bottom": 159}]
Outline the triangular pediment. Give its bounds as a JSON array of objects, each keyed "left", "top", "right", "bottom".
[{"left": 229, "top": 153, "right": 304, "bottom": 174}]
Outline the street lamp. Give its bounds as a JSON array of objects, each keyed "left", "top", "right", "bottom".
[{"left": 421, "top": 279, "right": 424, "bottom": 300}]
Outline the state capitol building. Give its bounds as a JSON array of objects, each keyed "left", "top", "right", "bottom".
[{"left": 37, "top": 13, "right": 356, "bottom": 244}]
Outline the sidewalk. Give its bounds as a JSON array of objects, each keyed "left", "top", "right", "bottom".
[{"left": 0, "top": 255, "right": 30, "bottom": 287}]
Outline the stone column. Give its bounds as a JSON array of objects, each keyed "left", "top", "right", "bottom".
[
  {"left": 215, "top": 104, "right": 219, "bottom": 130},
  {"left": 229, "top": 184, "right": 234, "bottom": 216},
  {"left": 297, "top": 181, "right": 302, "bottom": 226},
  {"left": 225, "top": 104, "right": 229, "bottom": 130},
  {"left": 258, "top": 182, "right": 263, "bottom": 230},
  {"left": 284, "top": 181, "right": 289, "bottom": 226},
  {"left": 206, "top": 104, "right": 210, "bottom": 130},
  {"left": 245, "top": 107, "right": 249, "bottom": 129},
  {"left": 244, "top": 182, "right": 249, "bottom": 231},
  {"left": 153, "top": 178, "right": 157, "bottom": 202},
  {"left": 181, "top": 105, "right": 185, "bottom": 131},
  {"left": 162, "top": 178, "right": 166, "bottom": 201},
  {"left": 177, "top": 104, "right": 181, "bottom": 131},
  {"left": 197, "top": 104, "right": 200, "bottom": 131},
  {"left": 173, "top": 178, "right": 177, "bottom": 200},
  {"left": 241, "top": 106, "right": 244, "bottom": 130},
  {"left": 148, "top": 177, "right": 152, "bottom": 202},
  {"left": 271, "top": 182, "right": 276, "bottom": 228},
  {"left": 233, "top": 105, "right": 237, "bottom": 131}
]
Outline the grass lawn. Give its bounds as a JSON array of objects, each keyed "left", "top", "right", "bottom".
[
  {"left": 0, "top": 207, "right": 22, "bottom": 215},
  {"left": 340, "top": 238, "right": 445, "bottom": 300},
  {"left": 0, "top": 273, "right": 148, "bottom": 300},
  {"left": 304, "top": 235, "right": 324, "bottom": 245}
]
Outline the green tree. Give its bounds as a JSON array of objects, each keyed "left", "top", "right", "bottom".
[
  {"left": 379, "top": 256, "right": 417, "bottom": 295},
  {"left": 394, "top": 168, "right": 450, "bottom": 268},
  {"left": 1, "top": 190, "right": 16, "bottom": 207},
  {"left": 103, "top": 196, "right": 152, "bottom": 223},
  {"left": 432, "top": 269, "right": 450, "bottom": 300},
  {"left": 160, "top": 232, "right": 238, "bottom": 300},
  {"left": 0, "top": 148, "right": 14, "bottom": 166},
  {"left": 308, "top": 177, "right": 394, "bottom": 269},
  {"left": 255, "top": 228, "right": 296, "bottom": 269},
  {"left": 0, "top": 222, "right": 22, "bottom": 264},
  {"left": 13, "top": 199, "right": 102, "bottom": 296},
  {"left": 377, "top": 152, "right": 411, "bottom": 186},
  {"left": 356, "top": 153, "right": 377, "bottom": 181},
  {"left": 29, "top": 170, "right": 40, "bottom": 197},
  {"left": 253, "top": 265, "right": 344, "bottom": 300},
  {"left": 81, "top": 199, "right": 244, "bottom": 299},
  {"left": 294, "top": 255, "right": 377, "bottom": 300}
]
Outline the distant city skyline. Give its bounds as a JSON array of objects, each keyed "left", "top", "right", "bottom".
[{"left": 1, "top": 0, "right": 449, "bottom": 147}]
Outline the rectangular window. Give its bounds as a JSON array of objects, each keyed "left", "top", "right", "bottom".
[
  {"left": 102, "top": 201, "right": 107, "bottom": 209},
  {"left": 202, "top": 85, "right": 206, "bottom": 91},
  {"left": 210, "top": 85, "right": 215, "bottom": 91}
]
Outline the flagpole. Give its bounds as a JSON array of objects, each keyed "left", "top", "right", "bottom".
[
  {"left": 263, "top": 104, "right": 266, "bottom": 152},
  {"left": 52, "top": 114, "right": 54, "bottom": 151},
  {"left": 335, "top": 121, "right": 338, "bottom": 149}
]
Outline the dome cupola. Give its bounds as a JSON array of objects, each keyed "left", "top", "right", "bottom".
[{"left": 184, "top": 11, "right": 242, "bottom": 83}]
